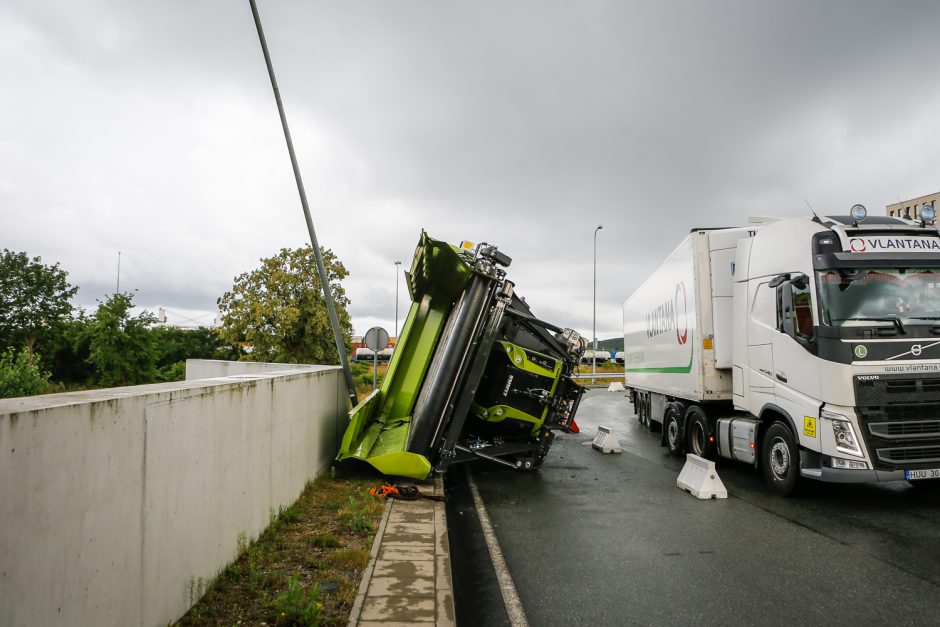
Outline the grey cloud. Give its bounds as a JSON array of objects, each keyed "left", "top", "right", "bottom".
[{"left": 4, "top": 0, "right": 940, "bottom": 343}]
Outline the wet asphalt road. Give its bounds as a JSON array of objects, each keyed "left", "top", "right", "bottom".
[{"left": 445, "top": 389, "right": 940, "bottom": 626}]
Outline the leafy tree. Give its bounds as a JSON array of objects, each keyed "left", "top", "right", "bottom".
[
  {"left": 151, "top": 326, "right": 234, "bottom": 382},
  {"left": 0, "top": 348, "right": 51, "bottom": 398},
  {"left": 0, "top": 249, "right": 78, "bottom": 355},
  {"left": 43, "top": 314, "right": 94, "bottom": 386},
  {"left": 217, "top": 246, "right": 352, "bottom": 364},
  {"left": 85, "top": 292, "right": 158, "bottom": 386}
]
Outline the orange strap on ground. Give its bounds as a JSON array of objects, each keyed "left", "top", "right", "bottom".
[{"left": 369, "top": 483, "right": 399, "bottom": 499}]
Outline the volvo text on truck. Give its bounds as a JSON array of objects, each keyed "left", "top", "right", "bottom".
[{"left": 622, "top": 205, "right": 940, "bottom": 494}]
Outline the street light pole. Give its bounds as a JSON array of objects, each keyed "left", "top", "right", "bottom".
[
  {"left": 249, "top": 0, "right": 358, "bottom": 408},
  {"left": 593, "top": 225, "right": 603, "bottom": 384},
  {"left": 394, "top": 260, "right": 402, "bottom": 339}
]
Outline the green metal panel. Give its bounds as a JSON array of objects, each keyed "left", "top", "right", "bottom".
[
  {"left": 472, "top": 403, "right": 546, "bottom": 435},
  {"left": 336, "top": 231, "right": 473, "bottom": 478}
]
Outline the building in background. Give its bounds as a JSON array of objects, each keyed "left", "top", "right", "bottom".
[{"left": 887, "top": 191, "right": 939, "bottom": 220}]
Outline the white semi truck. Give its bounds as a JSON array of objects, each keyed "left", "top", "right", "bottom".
[{"left": 623, "top": 206, "right": 940, "bottom": 494}]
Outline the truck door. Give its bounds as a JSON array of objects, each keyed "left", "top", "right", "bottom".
[
  {"left": 770, "top": 275, "right": 822, "bottom": 449},
  {"left": 746, "top": 279, "right": 776, "bottom": 412}
]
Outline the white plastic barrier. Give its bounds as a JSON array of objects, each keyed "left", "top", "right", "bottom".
[
  {"left": 677, "top": 454, "right": 728, "bottom": 499},
  {"left": 591, "top": 425, "right": 623, "bottom": 453}
]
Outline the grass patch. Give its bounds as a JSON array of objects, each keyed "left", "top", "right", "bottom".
[
  {"left": 176, "top": 465, "right": 386, "bottom": 626},
  {"left": 350, "top": 361, "right": 388, "bottom": 401},
  {"left": 324, "top": 549, "right": 371, "bottom": 571},
  {"left": 312, "top": 534, "right": 342, "bottom": 549}
]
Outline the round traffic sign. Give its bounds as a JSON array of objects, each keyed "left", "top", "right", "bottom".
[{"left": 364, "top": 326, "right": 390, "bottom": 351}]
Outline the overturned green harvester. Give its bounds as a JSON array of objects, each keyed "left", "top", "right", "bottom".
[{"left": 337, "top": 231, "right": 587, "bottom": 479}]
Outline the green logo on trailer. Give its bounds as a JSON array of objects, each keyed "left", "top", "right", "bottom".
[{"left": 854, "top": 344, "right": 868, "bottom": 359}]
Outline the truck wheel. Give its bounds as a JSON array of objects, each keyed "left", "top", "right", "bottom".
[
  {"left": 762, "top": 422, "right": 800, "bottom": 496},
  {"left": 663, "top": 407, "right": 684, "bottom": 457},
  {"left": 685, "top": 407, "right": 715, "bottom": 460}
]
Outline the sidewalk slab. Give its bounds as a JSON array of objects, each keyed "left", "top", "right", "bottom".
[{"left": 348, "top": 476, "right": 454, "bottom": 626}]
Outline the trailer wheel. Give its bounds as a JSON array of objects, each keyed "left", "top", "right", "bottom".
[
  {"left": 663, "top": 406, "right": 684, "bottom": 457},
  {"left": 761, "top": 422, "right": 800, "bottom": 496},
  {"left": 685, "top": 406, "right": 715, "bottom": 460}
]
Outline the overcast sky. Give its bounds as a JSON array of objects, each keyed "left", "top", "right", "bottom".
[{"left": 3, "top": 1, "right": 940, "bottom": 341}]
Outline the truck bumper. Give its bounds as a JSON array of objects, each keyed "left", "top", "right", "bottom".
[{"left": 800, "top": 467, "right": 906, "bottom": 483}]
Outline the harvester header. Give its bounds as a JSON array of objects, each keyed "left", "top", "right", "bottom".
[{"left": 337, "top": 231, "right": 586, "bottom": 479}]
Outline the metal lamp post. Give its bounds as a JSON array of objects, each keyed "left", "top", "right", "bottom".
[
  {"left": 394, "top": 260, "right": 402, "bottom": 339},
  {"left": 249, "top": 0, "right": 357, "bottom": 407},
  {"left": 593, "top": 225, "right": 603, "bottom": 384}
]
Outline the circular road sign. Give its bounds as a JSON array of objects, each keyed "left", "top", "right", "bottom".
[{"left": 364, "top": 327, "right": 390, "bottom": 352}]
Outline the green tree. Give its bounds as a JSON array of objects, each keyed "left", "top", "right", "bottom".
[
  {"left": 0, "top": 249, "right": 78, "bottom": 355},
  {"left": 217, "top": 246, "right": 352, "bottom": 364},
  {"left": 43, "top": 314, "right": 94, "bottom": 386},
  {"left": 0, "top": 348, "right": 51, "bottom": 398},
  {"left": 85, "top": 292, "right": 158, "bottom": 386},
  {"left": 151, "top": 326, "right": 234, "bottom": 382}
]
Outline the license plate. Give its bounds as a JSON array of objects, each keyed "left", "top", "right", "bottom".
[{"left": 905, "top": 468, "right": 940, "bottom": 481}]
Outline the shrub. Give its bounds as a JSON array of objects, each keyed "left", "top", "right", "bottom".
[{"left": 0, "top": 348, "right": 51, "bottom": 398}]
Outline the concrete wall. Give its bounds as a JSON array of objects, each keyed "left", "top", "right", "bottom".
[
  {"left": 0, "top": 361, "right": 346, "bottom": 627},
  {"left": 184, "top": 358, "right": 319, "bottom": 380}
]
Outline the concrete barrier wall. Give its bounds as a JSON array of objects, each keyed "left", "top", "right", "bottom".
[
  {"left": 185, "top": 358, "right": 318, "bottom": 380},
  {"left": 0, "top": 361, "right": 346, "bottom": 627}
]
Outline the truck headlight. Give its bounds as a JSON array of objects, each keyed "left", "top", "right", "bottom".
[{"left": 822, "top": 410, "right": 864, "bottom": 458}]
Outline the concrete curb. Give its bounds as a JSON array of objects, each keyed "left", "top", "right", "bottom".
[{"left": 348, "top": 476, "right": 453, "bottom": 626}]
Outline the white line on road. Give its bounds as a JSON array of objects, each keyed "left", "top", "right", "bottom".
[{"left": 466, "top": 468, "right": 529, "bottom": 627}]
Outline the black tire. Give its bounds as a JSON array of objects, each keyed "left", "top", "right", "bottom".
[
  {"left": 685, "top": 406, "right": 716, "bottom": 459},
  {"left": 663, "top": 406, "right": 684, "bottom": 457},
  {"left": 761, "top": 422, "right": 800, "bottom": 496}
]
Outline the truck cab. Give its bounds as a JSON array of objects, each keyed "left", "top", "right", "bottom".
[{"left": 735, "top": 210, "right": 940, "bottom": 492}]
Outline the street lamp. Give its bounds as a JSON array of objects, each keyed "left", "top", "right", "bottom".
[
  {"left": 593, "top": 225, "right": 603, "bottom": 384},
  {"left": 394, "top": 261, "right": 402, "bottom": 339}
]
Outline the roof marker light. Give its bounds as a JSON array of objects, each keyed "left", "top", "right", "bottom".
[
  {"left": 850, "top": 204, "right": 867, "bottom": 222},
  {"left": 922, "top": 204, "right": 936, "bottom": 222}
]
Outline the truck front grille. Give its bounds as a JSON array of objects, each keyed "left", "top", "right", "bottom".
[
  {"left": 854, "top": 375, "right": 940, "bottom": 471},
  {"left": 876, "top": 446, "right": 940, "bottom": 465},
  {"left": 868, "top": 419, "right": 940, "bottom": 439}
]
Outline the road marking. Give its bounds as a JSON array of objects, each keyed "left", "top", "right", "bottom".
[{"left": 466, "top": 468, "right": 529, "bottom": 627}]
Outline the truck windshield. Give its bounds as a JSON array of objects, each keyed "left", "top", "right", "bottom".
[{"left": 816, "top": 268, "right": 940, "bottom": 326}]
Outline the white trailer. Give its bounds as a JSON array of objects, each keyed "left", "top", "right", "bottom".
[{"left": 624, "top": 208, "right": 940, "bottom": 494}]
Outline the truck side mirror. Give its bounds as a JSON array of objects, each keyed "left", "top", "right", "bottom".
[
  {"left": 769, "top": 273, "right": 790, "bottom": 289},
  {"left": 791, "top": 273, "right": 808, "bottom": 290}
]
